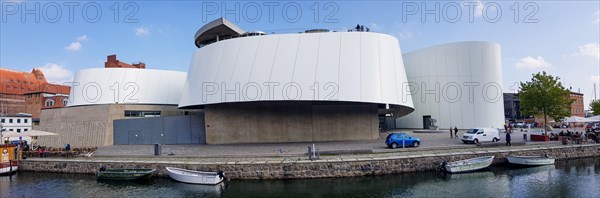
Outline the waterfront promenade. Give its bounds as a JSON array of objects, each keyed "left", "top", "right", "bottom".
[
  {"left": 19, "top": 128, "right": 600, "bottom": 180},
  {"left": 92, "top": 129, "right": 534, "bottom": 158}
]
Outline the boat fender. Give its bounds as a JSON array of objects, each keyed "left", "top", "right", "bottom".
[
  {"left": 99, "top": 166, "right": 107, "bottom": 172},
  {"left": 440, "top": 161, "right": 448, "bottom": 172},
  {"left": 217, "top": 170, "right": 225, "bottom": 179}
]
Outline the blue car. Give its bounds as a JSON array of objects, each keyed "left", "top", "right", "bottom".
[{"left": 385, "top": 133, "right": 421, "bottom": 148}]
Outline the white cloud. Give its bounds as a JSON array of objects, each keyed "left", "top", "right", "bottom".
[
  {"left": 592, "top": 75, "right": 600, "bottom": 84},
  {"left": 135, "top": 26, "right": 149, "bottom": 37},
  {"left": 370, "top": 23, "right": 383, "bottom": 31},
  {"left": 572, "top": 42, "right": 600, "bottom": 59},
  {"left": 38, "top": 63, "right": 74, "bottom": 84},
  {"left": 76, "top": 35, "right": 88, "bottom": 42},
  {"left": 515, "top": 56, "right": 551, "bottom": 69},
  {"left": 595, "top": 10, "right": 599, "bottom": 24},
  {"left": 64, "top": 35, "right": 88, "bottom": 51},
  {"left": 64, "top": 42, "right": 82, "bottom": 51},
  {"left": 398, "top": 30, "right": 413, "bottom": 40}
]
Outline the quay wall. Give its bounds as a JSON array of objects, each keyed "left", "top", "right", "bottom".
[{"left": 18, "top": 144, "right": 600, "bottom": 180}]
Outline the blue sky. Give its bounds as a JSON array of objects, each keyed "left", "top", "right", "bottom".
[{"left": 1, "top": 1, "right": 599, "bottom": 106}]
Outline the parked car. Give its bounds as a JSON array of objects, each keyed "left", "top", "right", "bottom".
[
  {"left": 461, "top": 128, "right": 500, "bottom": 144},
  {"left": 385, "top": 132, "right": 421, "bottom": 149},
  {"left": 586, "top": 122, "right": 600, "bottom": 131},
  {"left": 515, "top": 123, "right": 525, "bottom": 128}
]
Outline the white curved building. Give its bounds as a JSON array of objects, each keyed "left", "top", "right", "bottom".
[
  {"left": 68, "top": 68, "right": 187, "bottom": 107},
  {"left": 395, "top": 41, "right": 504, "bottom": 129},
  {"left": 181, "top": 18, "right": 414, "bottom": 144},
  {"left": 179, "top": 31, "right": 414, "bottom": 112}
]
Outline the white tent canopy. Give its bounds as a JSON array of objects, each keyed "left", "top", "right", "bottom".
[
  {"left": 2, "top": 130, "right": 58, "bottom": 138},
  {"left": 562, "top": 116, "right": 597, "bottom": 123},
  {"left": 588, "top": 115, "right": 600, "bottom": 121}
]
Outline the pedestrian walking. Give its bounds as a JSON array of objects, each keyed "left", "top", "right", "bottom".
[
  {"left": 450, "top": 127, "right": 453, "bottom": 138},
  {"left": 506, "top": 131, "right": 512, "bottom": 146},
  {"left": 454, "top": 127, "right": 458, "bottom": 138}
]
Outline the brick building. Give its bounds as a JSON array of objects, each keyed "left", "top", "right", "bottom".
[
  {"left": 105, "top": 54, "right": 145, "bottom": 69},
  {"left": 0, "top": 68, "right": 47, "bottom": 115},
  {"left": 0, "top": 68, "right": 70, "bottom": 118},
  {"left": 570, "top": 92, "right": 584, "bottom": 117},
  {"left": 24, "top": 83, "right": 71, "bottom": 119}
]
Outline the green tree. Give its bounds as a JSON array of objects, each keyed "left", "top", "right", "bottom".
[
  {"left": 519, "top": 72, "right": 574, "bottom": 135},
  {"left": 591, "top": 99, "right": 600, "bottom": 115}
]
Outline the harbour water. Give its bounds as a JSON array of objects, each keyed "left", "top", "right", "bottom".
[{"left": 1, "top": 157, "right": 599, "bottom": 198}]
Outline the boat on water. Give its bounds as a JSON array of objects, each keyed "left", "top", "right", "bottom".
[
  {"left": 1, "top": 144, "right": 18, "bottom": 176},
  {"left": 166, "top": 167, "right": 224, "bottom": 185},
  {"left": 440, "top": 156, "right": 494, "bottom": 173},
  {"left": 96, "top": 167, "right": 156, "bottom": 180},
  {"left": 507, "top": 155, "right": 555, "bottom": 166}
]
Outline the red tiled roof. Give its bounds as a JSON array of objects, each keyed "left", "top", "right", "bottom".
[
  {"left": 0, "top": 68, "right": 48, "bottom": 95},
  {"left": 24, "top": 83, "right": 71, "bottom": 95}
]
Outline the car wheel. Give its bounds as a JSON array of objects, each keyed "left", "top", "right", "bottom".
[
  {"left": 492, "top": 138, "right": 497, "bottom": 142},
  {"left": 473, "top": 139, "right": 479, "bottom": 145},
  {"left": 391, "top": 143, "right": 398, "bottom": 149},
  {"left": 412, "top": 142, "right": 420, "bottom": 147},
  {"left": 462, "top": 141, "right": 467, "bottom": 144}
]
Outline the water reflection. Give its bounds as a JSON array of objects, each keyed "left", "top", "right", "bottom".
[{"left": 0, "top": 158, "right": 599, "bottom": 198}]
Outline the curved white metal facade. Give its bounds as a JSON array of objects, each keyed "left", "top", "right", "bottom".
[
  {"left": 395, "top": 41, "right": 504, "bottom": 129},
  {"left": 179, "top": 32, "right": 414, "bottom": 115},
  {"left": 68, "top": 68, "right": 187, "bottom": 107}
]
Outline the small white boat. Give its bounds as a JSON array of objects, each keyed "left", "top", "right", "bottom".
[
  {"left": 440, "top": 156, "right": 494, "bottom": 173},
  {"left": 507, "top": 155, "right": 555, "bottom": 166},
  {"left": 166, "top": 167, "right": 224, "bottom": 185},
  {"left": 0, "top": 165, "right": 18, "bottom": 176}
]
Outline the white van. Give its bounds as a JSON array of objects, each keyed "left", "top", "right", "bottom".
[{"left": 461, "top": 128, "right": 500, "bottom": 144}]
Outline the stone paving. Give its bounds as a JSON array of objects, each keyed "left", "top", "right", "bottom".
[{"left": 92, "top": 129, "right": 551, "bottom": 159}]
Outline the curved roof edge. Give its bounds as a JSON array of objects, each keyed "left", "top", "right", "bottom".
[{"left": 194, "top": 17, "right": 245, "bottom": 48}]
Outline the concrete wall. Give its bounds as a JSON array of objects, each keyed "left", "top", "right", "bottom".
[
  {"left": 18, "top": 144, "right": 600, "bottom": 179},
  {"left": 204, "top": 102, "right": 378, "bottom": 144},
  {"left": 36, "top": 104, "right": 184, "bottom": 147}
]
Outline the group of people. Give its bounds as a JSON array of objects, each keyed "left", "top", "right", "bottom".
[
  {"left": 554, "top": 130, "right": 600, "bottom": 143},
  {"left": 449, "top": 127, "right": 458, "bottom": 138},
  {"left": 349, "top": 24, "right": 370, "bottom": 32}
]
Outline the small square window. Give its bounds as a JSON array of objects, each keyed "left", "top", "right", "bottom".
[
  {"left": 16, "top": 129, "right": 21, "bottom": 132},
  {"left": 9, "top": 119, "right": 13, "bottom": 123}
]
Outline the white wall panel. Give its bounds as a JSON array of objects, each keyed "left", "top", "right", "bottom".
[
  {"left": 315, "top": 33, "right": 341, "bottom": 101},
  {"left": 68, "top": 68, "right": 186, "bottom": 106},
  {"left": 269, "top": 34, "right": 299, "bottom": 100},
  {"left": 338, "top": 33, "right": 362, "bottom": 103},
  {"left": 293, "top": 33, "right": 320, "bottom": 101}
]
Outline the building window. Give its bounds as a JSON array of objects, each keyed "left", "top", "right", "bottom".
[
  {"left": 124, "top": 111, "right": 161, "bottom": 117},
  {"left": 24, "top": 129, "right": 28, "bottom": 131},
  {"left": 17, "top": 129, "right": 20, "bottom": 132},
  {"left": 63, "top": 99, "right": 68, "bottom": 106},
  {"left": 16, "top": 119, "right": 20, "bottom": 123},
  {"left": 45, "top": 99, "right": 55, "bottom": 107},
  {"left": 9, "top": 129, "right": 13, "bottom": 131},
  {"left": 0, "top": 118, "right": 4, "bottom": 123},
  {"left": 9, "top": 119, "right": 13, "bottom": 123},
  {"left": 24, "top": 119, "right": 28, "bottom": 123}
]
